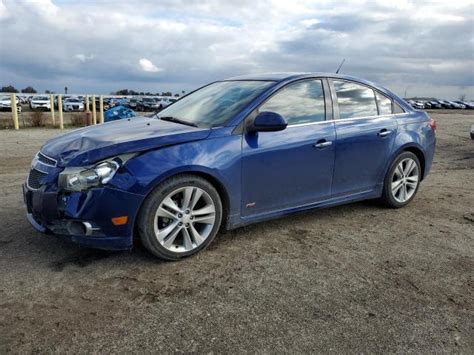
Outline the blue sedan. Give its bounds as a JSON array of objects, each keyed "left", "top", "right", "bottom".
[{"left": 23, "top": 73, "right": 436, "bottom": 260}]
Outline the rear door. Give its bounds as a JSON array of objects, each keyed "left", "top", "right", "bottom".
[
  {"left": 241, "top": 79, "right": 336, "bottom": 216},
  {"left": 330, "top": 80, "right": 398, "bottom": 196}
]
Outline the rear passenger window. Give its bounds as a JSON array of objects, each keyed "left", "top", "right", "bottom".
[
  {"left": 375, "top": 92, "right": 392, "bottom": 115},
  {"left": 333, "top": 80, "right": 378, "bottom": 119},
  {"left": 260, "top": 79, "right": 325, "bottom": 125}
]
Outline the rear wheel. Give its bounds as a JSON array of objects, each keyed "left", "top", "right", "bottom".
[
  {"left": 138, "top": 175, "right": 222, "bottom": 260},
  {"left": 381, "top": 152, "right": 421, "bottom": 208}
]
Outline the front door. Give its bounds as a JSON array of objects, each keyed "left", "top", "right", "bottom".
[{"left": 241, "top": 79, "right": 336, "bottom": 217}]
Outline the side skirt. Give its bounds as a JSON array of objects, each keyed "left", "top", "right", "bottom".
[{"left": 227, "top": 185, "right": 383, "bottom": 229}]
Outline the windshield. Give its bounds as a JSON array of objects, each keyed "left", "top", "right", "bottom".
[
  {"left": 157, "top": 80, "right": 274, "bottom": 127},
  {"left": 34, "top": 96, "right": 49, "bottom": 100},
  {"left": 143, "top": 98, "right": 154, "bottom": 102}
]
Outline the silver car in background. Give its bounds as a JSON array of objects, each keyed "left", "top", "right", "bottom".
[{"left": 63, "top": 97, "right": 85, "bottom": 111}]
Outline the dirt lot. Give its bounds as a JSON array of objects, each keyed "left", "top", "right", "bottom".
[{"left": 0, "top": 110, "right": 472, "bottom": 353}]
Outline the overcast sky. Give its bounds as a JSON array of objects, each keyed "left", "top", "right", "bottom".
[{"left": 0, "top": 0, "right": 473, "bottom": 99}]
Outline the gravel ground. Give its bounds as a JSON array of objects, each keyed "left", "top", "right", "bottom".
[{"left": 0, "top": 110, "right": 473, "bottom": 353}]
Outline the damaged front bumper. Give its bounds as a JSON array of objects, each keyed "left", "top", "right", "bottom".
[{"left": 23, "top": 183, "right": 144, "bottom": 251}]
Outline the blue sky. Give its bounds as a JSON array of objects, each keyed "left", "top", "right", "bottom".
[{"left": 0, "top": 0, "right": 473, "bottom": 99}]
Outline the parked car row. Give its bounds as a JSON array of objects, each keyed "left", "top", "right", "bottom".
[
  {"left": 128, "top": 96, "right": 177, "bottom": 111},
  {"left": 10, "top": 95, "right": 179, "bottom": 112},
  {"left": 405, "top": 99, "right": 474, "bottom": 110}
]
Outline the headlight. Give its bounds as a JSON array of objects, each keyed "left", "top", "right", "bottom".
[{"left": 59, "top": 160, "right": 120, "bottom": 192}]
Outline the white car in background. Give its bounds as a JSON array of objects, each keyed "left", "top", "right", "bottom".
[
  {"left": 448, "top": 101, "right": 465, "bottom": 109},
  {"left": 30, "top": 96, "right": 51, "bottom": 110},
  {"left": 0, "top": 95, "right": 21, "bottom": 112},
  {"left": 63, "top": 97, "right": 85, "bottom": 111},
  {"left": 413, "top": 101, "right": 425, "bottom": 109}
]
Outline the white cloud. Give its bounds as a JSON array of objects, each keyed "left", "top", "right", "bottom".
[
  {"left": 75, "top": 54, "right": 94, "bottom": 63},
  {"left": 301, "top": 19, "right": 321, "bottom": 27},
  {"left": 138, "top": 58, "right": 163, "bottom": 73},
  {"left": 0, "top": 0, "right": 11, "bottom": 21}
]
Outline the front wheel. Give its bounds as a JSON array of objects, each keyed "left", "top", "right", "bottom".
[
  {"left": 137, "top": 175, "right": 223, "bottom": 260},
  {"left": 381, "top": 152, "right": 421, "bottom": 208}
]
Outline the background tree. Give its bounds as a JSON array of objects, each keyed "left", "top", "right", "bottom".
[
  {"left": 1, "top": 85, "right": 18, "bottom": 93},
  {"left": 115, "top": 89, "right": 130, "bottom": 95},
  {"left": 21, "top": 86, "right": 37, "bottom": 93},
  {"left": 459, "top": 94, "right": 466, "bottom": 101}
]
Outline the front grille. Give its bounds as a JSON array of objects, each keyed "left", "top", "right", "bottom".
[
  {"left": 37, "top": 152, "right": 57, "bottom": 166},
  {"left": 28, "top": 169, "right": 47, "bottom": 189}
]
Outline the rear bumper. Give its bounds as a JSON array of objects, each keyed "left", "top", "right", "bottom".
[{"left": 23, "top": 184, "right": 144, "bottom": 251}]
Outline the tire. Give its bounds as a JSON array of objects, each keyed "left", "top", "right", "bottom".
[
  {"left": 381, "top": 151, "right": 421, "bottom": 208},
  {"left": 137, "top": 174, "right": 223, "bottom": 260}
]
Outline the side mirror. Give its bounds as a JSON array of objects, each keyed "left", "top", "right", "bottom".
[{"left": 249, "top": 111, "right": 287, "bottom": 133}]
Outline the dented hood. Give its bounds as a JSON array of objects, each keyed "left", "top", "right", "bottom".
[{"left": 41, "top": 117, "right": 211, "bottom": 166}]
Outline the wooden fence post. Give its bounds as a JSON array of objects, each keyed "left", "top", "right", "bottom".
[
  {"left": 50, "top": 94, "right": 55, "bottom": 126},
  {"left": 99, "top": 95, "right": 104, "bottom": 124},
  {"left": 58, "top": 95, "right": 64, "bottom": 129},
  {"left": 92, "top": 95, "right": 97, "bottom": 124},
  {"left": 11, "top": 93, "right": 19, "bottom": 130}
]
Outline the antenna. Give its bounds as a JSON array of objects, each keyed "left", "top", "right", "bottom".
[{"left": 335, "top": 59, "right": 345, "bottom": 74}]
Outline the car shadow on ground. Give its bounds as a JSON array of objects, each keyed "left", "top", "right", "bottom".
[
  {"left": 35, "top": 198, "right": 384, "bottom": 272},
  {"left": 7, "top": 200, "right": 386, "bottom": 272}
]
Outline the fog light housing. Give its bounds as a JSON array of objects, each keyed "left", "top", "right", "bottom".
[{"left": 68, "top": 221, "right": 101, "bottom": 236}]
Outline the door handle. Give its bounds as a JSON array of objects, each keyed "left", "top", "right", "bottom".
[
  {"left": 378, "top": 129, "right": 392, "bottom": 137},
  {"left": 313, "top": 140, "right": 333, "bottom": 149}
]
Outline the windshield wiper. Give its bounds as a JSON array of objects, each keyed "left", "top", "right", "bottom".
[{"left": 158, "top": 116, "right": 198, "bottom": 128}]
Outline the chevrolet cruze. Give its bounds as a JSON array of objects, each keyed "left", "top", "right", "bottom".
[{"left": 23, "top": 73, "right": 436, "bottom": 260}]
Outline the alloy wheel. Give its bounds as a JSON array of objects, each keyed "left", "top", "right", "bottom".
[
  {"left": 391, "top": 158, "right": 419, "bottom": 203},
  {"left": 153, "top": 186, "right": 216, "bottom": 253}
]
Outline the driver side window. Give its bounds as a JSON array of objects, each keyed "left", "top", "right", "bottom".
[{"left": 259, "top": 79, "right": 326, "bottom": 125}]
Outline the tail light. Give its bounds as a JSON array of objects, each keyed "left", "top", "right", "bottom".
[{"left": 429, "top": 117, "right": 436, "bottom": 132}]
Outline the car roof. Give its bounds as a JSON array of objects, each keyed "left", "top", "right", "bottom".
[
  {"left": 223, "top": 72, "right": 395, "bottom": 95},
  {"left": 224, "top": 72, "right": 379, "bottom": 85}
]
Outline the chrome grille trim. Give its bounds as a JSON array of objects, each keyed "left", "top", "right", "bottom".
[{"left": 37, "top": 152, "right": 57, "bottom": 167}]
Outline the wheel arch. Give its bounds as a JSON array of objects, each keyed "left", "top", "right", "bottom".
[
  {"left": 402, "top": 146, "right": 426, "bottom": 180},
  {"left": 387, "top": 143, "right": 426, "bottom": 181},
  {"left": 137, "top": 168, "right": 231, "bottom": 231},
  {"left": 183, "top": 170, "right": 231, "bottom": 223}
]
